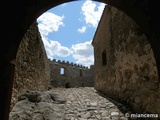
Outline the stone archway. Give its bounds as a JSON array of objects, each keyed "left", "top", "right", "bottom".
[{"left": 1, "top": 0, "right": 160, "bottom": 119}]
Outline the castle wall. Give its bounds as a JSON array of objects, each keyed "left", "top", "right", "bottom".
[
  {"left": 92, "top": 5, "right": 160, "bottom": 114},
  {"left": 50, "top": 59, "right": 94, "bottom": 88},
  {"left": 11, "top": 21, "right": 50, "bottom": 110}
]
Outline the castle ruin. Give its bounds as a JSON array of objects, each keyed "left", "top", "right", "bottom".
[
  {"left": 49, "top": 59, "right": 94, "bottom": 88},
  {"left": 11, "top": 21, "right": 94, "bottom": 110},
  {"left": 10, "top": 3, "right": 160, "bottom": 117}
]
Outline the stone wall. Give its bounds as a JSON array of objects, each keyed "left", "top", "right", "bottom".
[
  {"left": 11, "top": 21, "right": 50, "bottom": 110},
  {"left": 92, "top": 5, "right": 160, "bottom": 114},
  {"left": 50, "top": 59, "right": 94, "bottom": 88}
]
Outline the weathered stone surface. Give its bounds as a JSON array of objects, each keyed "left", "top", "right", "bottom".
[
  {"left": 48, "top": 90, "right": 66, "bottom": 104},
  {"left": 11, "top": 21, "right": 50, "bottom": 110},
  {"left": 9, "top": 89, "right": 66, "bottom": 120},
  {"left": 49, "top": 60, "right": 94, "bottom": 88},
  {"left": 9, "top": 4, "right": 160, "bottom": 118},
  {"left": 17, "top": 89, "right": 41, "bottom": 102},
  {"left": 10, "top": 20, "right": 95, "bottom": 112},
  {"left": 61, "top": 87, "right": 129, "bottom": 120},
  {"left": 92, "top": 5, "right": 160, "bottom": 115}
]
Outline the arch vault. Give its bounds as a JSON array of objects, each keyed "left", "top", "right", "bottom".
[{"left": 1, "top": 0, "right": 160, "bottom": 119}]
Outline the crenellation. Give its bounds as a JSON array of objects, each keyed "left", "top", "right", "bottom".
[
  {"left": 11, "top": 25, "right": 95, "bottom": 109},
  {"left": 52, "top": 59, "right": 56, "bottom": 62},
  {"left": 3, "top": 1, "right": 160, "bottom": 118},
  {"left": 70, "top": 62, "right": 73, "bottom": 65},
  {"left": 66, "top": 61, "right": 70, "bottom": 64},
  {"left": 10, "top": 4, "right": 160, "bottom": 117},
  {"left": 58, "top": 60, "right": 61, "bottom": 63},
  {"left": 49, "top": 59, "right": 90, "bottom": 69},
  {"left": 62, "top": 60, "right": 65, "bottom": 64},
  {"left": 49, "top": 59, "right": 94, "bottom": 88}
]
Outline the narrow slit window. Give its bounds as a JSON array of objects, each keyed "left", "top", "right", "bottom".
[
  {"left": 102, "top": 50, "right": 107, "bottom": 66},
  {"left": 60, "top": 68, "right": 65, "bottom": 75}
]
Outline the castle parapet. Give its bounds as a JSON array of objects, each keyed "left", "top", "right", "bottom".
[{"left": 49, "top": 59, "right": 91, "bottom": 69}]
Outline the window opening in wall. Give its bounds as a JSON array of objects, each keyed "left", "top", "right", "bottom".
[
  {"left": 60, "top": 68, "right": 65, "bottom": 75},
  {"left": 102, "top": 50, "right": 107, "bottom": 66}
]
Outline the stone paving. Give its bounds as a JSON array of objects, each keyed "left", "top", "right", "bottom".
[
  {"left": 59, "top": 87, "right": 129, "bottom": 120},
  {"left": 9, "top": 87, "right": 130, "bottom": 120}
]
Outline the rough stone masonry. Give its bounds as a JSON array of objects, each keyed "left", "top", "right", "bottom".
[
  {"left": 49, "top": 59, "right": 94, "bottom": 88},
  {"left": 92, "top": 5, "right": 160, "bottom": 115},
  {"left": 11, "top": 21, "right": 50, "bottom": 111},
  {"left": 11, "top": 20, "right": 94, "bottom": 111},
  {"left": 10, "top": 4, "right": 160, "bottom": 118}
]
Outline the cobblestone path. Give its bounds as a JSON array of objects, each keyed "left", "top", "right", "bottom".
[{"left": 59, "top": 87, "right": 128, "bottom": 120}]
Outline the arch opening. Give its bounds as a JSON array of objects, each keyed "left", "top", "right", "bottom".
[{"left": 2, "top": 0, "right": 160, "bottom": 119}]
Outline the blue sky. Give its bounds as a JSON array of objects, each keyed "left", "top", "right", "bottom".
[{"left": 37, "top": 0, "right": 106, "bottom": 67}]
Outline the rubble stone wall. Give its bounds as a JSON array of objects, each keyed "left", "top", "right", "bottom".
[
  {"left": 11, "top": 21, "right": 50, "bottom": 110},
  {"left": 50, "top": 59, "right": 94, "bottom": 88},
  {"left": 92, "top": 5, "right": 160, "bottom": 114}
]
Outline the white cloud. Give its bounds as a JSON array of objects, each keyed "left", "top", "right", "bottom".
[
  {"left": 41, "top": 36, "right": 94, "bottom": 67},
  {"left": 37, "top": 12, "right": 64, "bottom": 37},
  {"left": 41, "top": 37, "right": 71, "bottom": 59},
  {"left": 71, "top": 40, "right": 94, "bottom": 67},
  {"left": 81, "top": 0, "right": 106, "bottom": 28},
  {"left": 78, "top": 26, "right": 87, "bottom": 33},
  {"left": 36, "top": 4, "right": 96, "bottom": 67},
  {"left": 37, "top": 12, "right": 70, "bottom": 59}
]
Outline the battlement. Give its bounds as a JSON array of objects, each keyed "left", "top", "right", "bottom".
[{"left": 49, "top": 59, "right": 94, "bottom": 69}]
